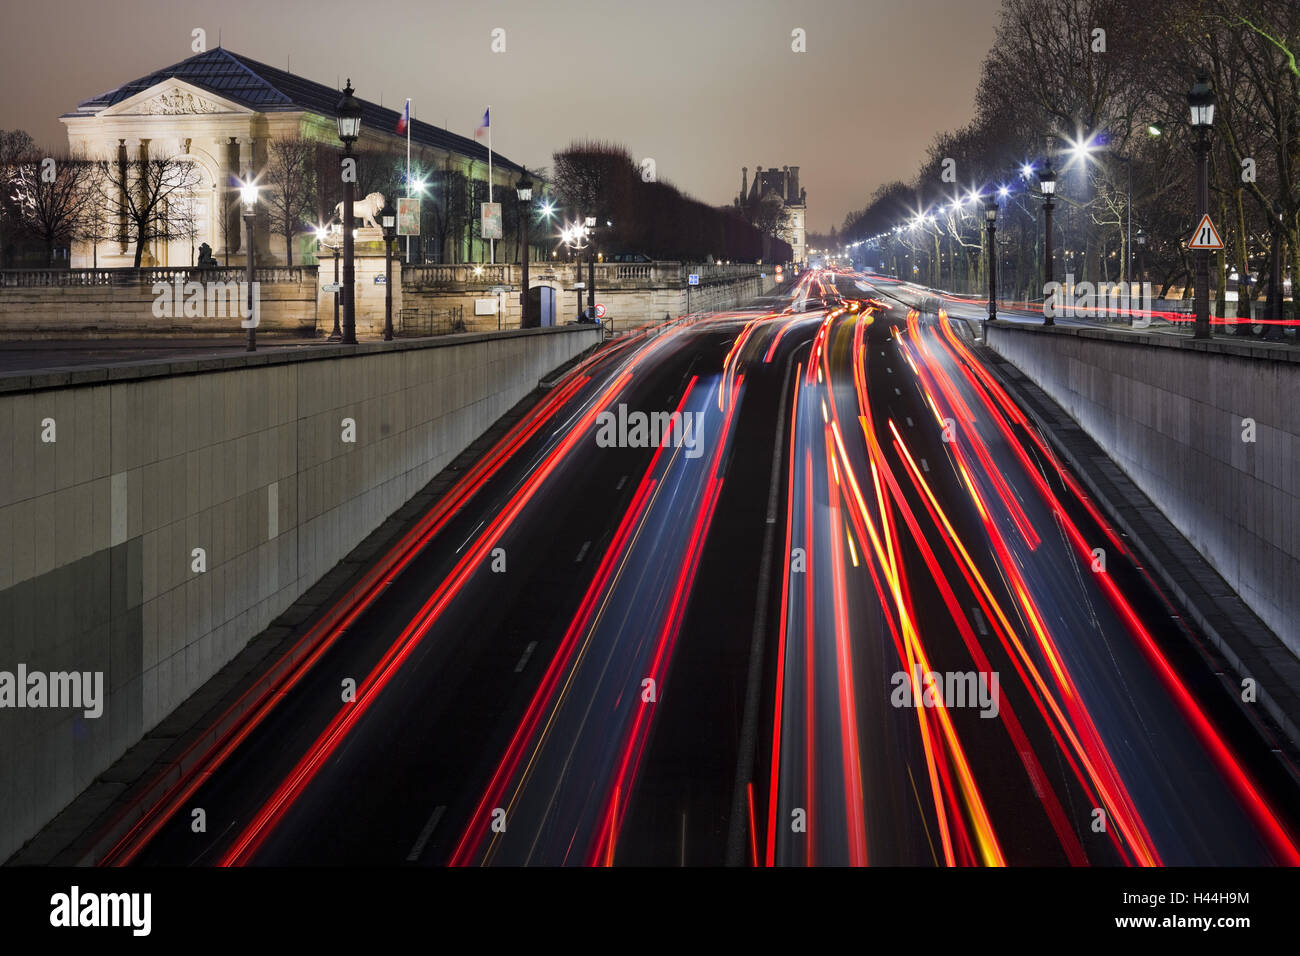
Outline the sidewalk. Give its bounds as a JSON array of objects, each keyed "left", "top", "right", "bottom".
[{"left": 0, "top": 335, "right": 329, "bottom": 375}]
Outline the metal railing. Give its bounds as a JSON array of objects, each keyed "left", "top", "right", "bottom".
[{"left": 396, "top": 305, "right": 466, "bottom": 337}]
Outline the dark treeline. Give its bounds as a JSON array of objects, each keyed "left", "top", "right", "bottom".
[{"left": 549, "top": 141, "right": 792, "bottom": 264}]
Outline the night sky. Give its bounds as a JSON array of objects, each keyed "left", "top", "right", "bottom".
[{"left": 3, "top": 0, "right": 1001, "bottom": 233}]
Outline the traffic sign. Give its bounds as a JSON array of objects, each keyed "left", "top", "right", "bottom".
[
  {"left": 373, "top": 275, "right": 387, "bottom": 285},
  {"left": 572, "top": 281, "right": 586, "bottom": 290},
  {"left": 688, "top": 274, "right": 700, "bottom": 285},
  {"left": 321, "top": 283, "right": 340, "bottom": 293},
  {"left": 1188, "top": 214, "right": 1224, "bottom": 250},
  {"left": 595, "top": 304, "right": 606, "bottom": 318}
]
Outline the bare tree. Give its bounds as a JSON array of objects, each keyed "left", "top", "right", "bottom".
[
  {"left": 100, "top": 153, "right": 203, "bottom": 267},
  {"left": 264, "top": 137, "right": 317, "bottom": 265},
  {"left": 0, "top": 129, "right": 36, "bottom": 266},
  {"left": 80, "top": 161, "right": 113, "bottom": 269},
  {"left": 9, "top": 152, "right": 96, "bottom": 265}
]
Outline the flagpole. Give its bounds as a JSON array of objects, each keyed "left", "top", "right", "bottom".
[
  {"left": 487, "top": 105, "right": 494, "bottom": 266},
  {"left": 405, "top": 98, "right": 411, "bottom": 264}
]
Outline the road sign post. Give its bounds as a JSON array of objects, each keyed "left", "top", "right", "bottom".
[
  {"left": 1188, "top": 214, "right": 1224, "bottom": 251},
  {"left": 1188, "top": 213, "right": 1223, "bottom": 339}
]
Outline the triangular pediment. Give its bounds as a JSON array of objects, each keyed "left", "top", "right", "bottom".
[{"left": 100, "top": 79, "right": 251, "bottom": 117}]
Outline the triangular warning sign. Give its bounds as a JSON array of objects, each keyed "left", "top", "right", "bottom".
[{"left": 1188, "top": 214, "right": 1224, "bottom": 250}]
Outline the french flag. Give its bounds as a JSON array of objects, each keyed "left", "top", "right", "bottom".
[
  {"left": 396, "top": 99, "right": 409, "bottom": 134},
  {"left": 474, "top": 108, "right": 490, "bottom": 139}
]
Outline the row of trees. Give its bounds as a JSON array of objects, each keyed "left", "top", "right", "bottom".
[
  {"left": 549, "top": 141, "right": 793, "bottom": 263},
  {"left": 0, "top": 129, "right": 204, "bottom": 268},
  {"left": 840, "top": 0, "right": 1300, "bottom": 320}
]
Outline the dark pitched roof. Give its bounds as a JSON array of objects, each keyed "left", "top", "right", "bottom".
[{"left": 67, "top": 47, "right": 525, "bottom": 173}]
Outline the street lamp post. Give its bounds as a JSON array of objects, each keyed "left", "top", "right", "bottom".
[
  {"left": 562, "top": 219, "right": 590, "bottom": 321},
  {"left": 316, "top": 224, "right": 343, "bottom": 341},
  {"left": 985, "top": 197, "right": 999, "bottom": 323},
  {"left": 1039, "top": 162, "right": 1057, "bottom": 326},
  {"left": 1188, "top": 73, "right": 1216, "bottom": 340},
  {"left": 329, "top": 224, "right": 342, "bottom": 340},
  {"left": 585, "top": 216, "right": 596, "bottom": 319},
  {"left": 336, "top": 80, "right": 363, "bottom": 345},
  {"left": 381, "top": 201, "right": 396, "bottom": 341},
  {"left": 240, "top": 181, "right": 259, "bottom": 351},
  {"left": 1138, "top": 226, "right": 1149, "bottom": 327},
  {"left": 1267, "top": 200, "right": 1285, "bottom": 341},
  {"left": 516, "top": 174, "right": 532, "bottom": 327}
]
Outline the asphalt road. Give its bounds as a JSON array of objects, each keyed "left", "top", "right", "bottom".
[{"left": 97, "top": 269, "right": 1300, "bottom": 866}]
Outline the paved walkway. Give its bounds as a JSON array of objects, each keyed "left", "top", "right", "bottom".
[{"left": 0, "top": 336, "right": 331, "bottom": 374}]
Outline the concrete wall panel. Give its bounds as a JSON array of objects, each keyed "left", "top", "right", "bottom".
[
  {"left": 988, "top": 324, "right": 1299, "bottom": 658},
  {"left": 0, "top": 325, "right": 598, "bottom": 861}
]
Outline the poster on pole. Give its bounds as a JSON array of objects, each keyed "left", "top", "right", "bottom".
[
  {"left": 480, "top": 202, "right": 503, "bottom": 240},
  {"left": 397, "top": 197, "right": 421, "bottom": 236}
]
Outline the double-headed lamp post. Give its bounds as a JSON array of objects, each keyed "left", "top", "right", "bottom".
[
  {"left": 561, "top": 220, "right": 589, "bottom": 321},
  {"left": 516, "top": 174, "right": 533, "bottom": 328},
  {"left": 381, "top": 201, "right": 396, "bottom": 341},
  {"left": 1038, "top": 162, "right": 1057, "bottom": 326},
  {"left": 1188, "top": 73, "right": 1216, "bottom": 340},
  {"left": 240, "top": 181, "right": 260, "bottom": 351},
  {"left": 984, "top": 197, "right": 999, "bottom": 323},
  {"left": 336, "top": 80, "right": 363, "bottom": 344}
]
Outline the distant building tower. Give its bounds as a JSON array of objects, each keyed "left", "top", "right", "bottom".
[{"left": 737, "top": 163, "right": 806, "bottom": 265}]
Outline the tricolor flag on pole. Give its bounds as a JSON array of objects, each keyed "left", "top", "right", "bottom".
[
  {"left": 474, "top": 108, "right": 490, "bottom": 139},
  {"left": 396, "top": 99, "right": 410, "bottom": 134}
]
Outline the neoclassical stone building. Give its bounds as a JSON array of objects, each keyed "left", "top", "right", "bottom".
[
  {"left": 737, "top": 165, "right": 807, "bottom": 266},
  {"left": 62, "top": 47, "right": 527, "bottom": 268}
]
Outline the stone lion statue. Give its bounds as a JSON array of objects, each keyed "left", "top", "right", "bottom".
[{"left": 334, "top": 191, "right": 386, "bottom": 229}]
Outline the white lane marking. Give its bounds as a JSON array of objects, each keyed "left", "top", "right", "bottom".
[
  {"left": 455, "top": 520, "right": 485, "bottom": 554},
  {"left": 615, "top": 474, "right": 628, "bottom": 491},
  {"left": 971, "top": 606, "right": 989, "bottom": 636},
  {"left": 514, "top": 640, "right": 539, "bottom": 673},
  {"left": 894, "top": 388, "right": 902, "bottom": 396},
  {"left": 575, "top": 540, "right": 591, "bottom": 563},
  {"left": 920, "top": 458, "right": 930, "bottom": 472},
  {"left": 906, "top": 417, "right": 915, "bottom": 427},
  {"left": 406, "top": 805, "right": 447, "bottom": 862}
]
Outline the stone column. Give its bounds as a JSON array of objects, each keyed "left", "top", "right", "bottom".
[
  {"left": 138, "top": 140, "right": 151, "bottom": 265},
  {"left": 224, "top": 137, "right": 241, "bottom": 258},
  {"left": 116, "top": 139, "right": 128, "bottom": 253}
]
